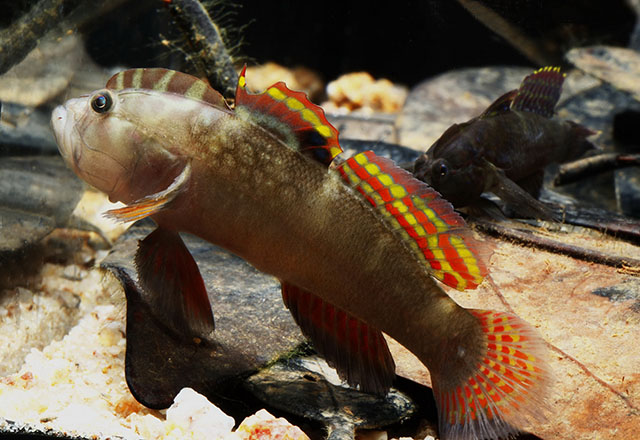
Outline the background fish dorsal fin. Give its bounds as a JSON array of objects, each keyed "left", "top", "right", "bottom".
[
  {"left": 106, "top": 68, "right": 229, "bottom": 109},
  {"left": 337, "top": 151, "right": 490, "bottom": 290},
  {"left": 510, "top": 66, "right": 565, "bottom": 118},
  {"left": 479, "top": 89, "right": 518, "bottom": 119},
  {"left": 235, "top": 66, "right": 342, "bottom": 166}
]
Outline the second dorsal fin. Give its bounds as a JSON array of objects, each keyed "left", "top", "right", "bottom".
[
  {"left": 337, "top": 151, "right": 489, "bottom": 290},
  {"left": 106, "top": 68, "right": 229, "bottom": 109},
  {"left": 511, "top": 66, "right": 565, "bottom": 118},
  {"left": 235, "top": 66, "right": 342, "bottom": 166}
]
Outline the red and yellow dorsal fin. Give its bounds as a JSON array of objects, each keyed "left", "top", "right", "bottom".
[
  {"left": 106, "top": 68, "right": 229, "bottom": 109},
  {"left": 337, "top": 151, "right": 489, "bottom": 290},
  {"left": 235, "top": 65, "right": 342, "bottom": 166},
  {"left": 511, "top": 66, "right": 565, "bottom": 118}
]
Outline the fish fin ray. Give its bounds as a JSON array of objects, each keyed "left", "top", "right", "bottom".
[
  {"left": 479, "top": 90, "right": 518, "bottom": 119},
  {"left": 105, "top": 163, "right": 191, "bottom": 223},
  {"left": 281, "top": 282, "right": 395, "bottom": 394},
  {"left": 107, "top": 68, "right": 229, "bottom": 109},
  {"left": 134, "top": 228, "right": 214, "bottom": 338},
  {"left": 511, "top": 66, "right": 565, "bottom": 118},
  {"left": 337, "top": 151, "right": 490, "bottom": 290},
  {"left": 432, "top": 309, "right": 551, "bottom": 440},
  {"left": 235, "top": 65, "right": 342, "bottom": 166},
  {"left": 485, "top": 161, "right": 559, "bottom": 221}
]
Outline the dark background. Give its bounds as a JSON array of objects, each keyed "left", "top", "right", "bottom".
[{"left": 1, "top": 0, "right": 637, "bottom": 86}]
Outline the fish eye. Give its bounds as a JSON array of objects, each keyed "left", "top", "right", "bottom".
[
  {"left": 90, "top": 91, "right": 113, "bottom": 114},
  {"left": 433, "top": 160, "right": 449, "bottom": 179}
]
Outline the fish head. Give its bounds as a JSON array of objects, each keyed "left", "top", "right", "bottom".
[
  {"left": 52, "top": 89, "right": 142, "bottom": 202},
  {"left": 52, "top": 87, "right": 228, "bottom": 204},
  {"left": 414, "top": 132, "right": 486, "bottom": 207}
]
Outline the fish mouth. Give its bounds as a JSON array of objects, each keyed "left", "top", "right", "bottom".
[
  {"left": 51, "top": 105, "right": 76, "bottom": 167},
  {"left": 51, "top": 102, "right": 85, "bottom": 176}
]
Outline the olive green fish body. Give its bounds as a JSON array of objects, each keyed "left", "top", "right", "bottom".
[{"left": 52, "top": 67, "right": 551, "bottom": 440}]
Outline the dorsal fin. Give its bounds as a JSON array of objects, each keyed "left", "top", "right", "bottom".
[
  {"left": 235, "top": 66, "right": 342, "bottom": 166},
  {"left": 511, "top": 66, "right": 565, "bottom": 118},
  {"left": 106, "top": 68, "right": 229, "bottom": 109},
  {"left": 337, "top": 151, "right": 489, "bottom": 290},
  {"left": 479, "top": 89, "right": 518, "bottom": 119}
]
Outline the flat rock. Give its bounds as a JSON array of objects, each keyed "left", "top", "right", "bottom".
[{"left": 0, "top": 156, "right": 83, "bottom": 253}]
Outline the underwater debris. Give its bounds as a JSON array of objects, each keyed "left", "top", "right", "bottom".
[
  {"left": 245, "top": 356, "right": 415, "bottom": 440},
  {"left": 555, "top": 153, "right": 640, "bottom": 186},
  {"left": 164, "top": 0, "right": 238, "bottom": 99},
  {"left": 0, "top": 0, "right": 84, "bottom": 76},
  {"left": 473, "top": 218, "right": 640, "bottom": 269}
]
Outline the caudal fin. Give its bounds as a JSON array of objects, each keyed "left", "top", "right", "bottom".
[{"left": 432, "top": 309, "right": 550, "bottom": 440}]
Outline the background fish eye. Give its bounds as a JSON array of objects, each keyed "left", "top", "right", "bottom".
[
  {"left": 90, "top": 91, "right": 113, "bottom": 114},
  {"left": 434, "top": 160, "right": 449, "bottom": 178}
]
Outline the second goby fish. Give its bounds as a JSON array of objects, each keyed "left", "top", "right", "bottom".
[
  {"left": 51, "top": 67, "right": 550, "bottom": 440},
  {"left": 414, "top": 66, "right": 596, "bottom": 220}
]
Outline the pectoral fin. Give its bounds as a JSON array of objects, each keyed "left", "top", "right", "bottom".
[
  {"left": 484, "top": 161, "right": 559, "bottom": 221},
  {"left": 281, "top": 282, "right": 395, "bottom": 395},
  {"left": 135, "top": 227, "right": 214, "bottom": 338},
  {"left": 105, "top": 163, "right": 192, "bottom": 223}
]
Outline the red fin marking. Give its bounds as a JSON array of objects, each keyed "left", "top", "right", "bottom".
[
  {"left": 337, "top": 151, "right": 489, "bottom": 290},
  {"left": 432, "top": 310, "right": 550, "bottom": 440},
  {"left": 135, "top": 228, "right": 214, "bottom": 338},
  {"left": 107, "top": 68, "right": 228, "bottom": 109},
  {"left": 511, "top": 66, "right": 565, "bottom": 118},
  {"left": 235, "top": 66, "right": 342, "bottom": 166},
  {"left": 281, "top": 282, "right": 395, "bottom": 394}
]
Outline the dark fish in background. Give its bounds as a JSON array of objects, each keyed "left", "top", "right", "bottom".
[{"left": 414, "top": 66, "right": 596, "bottom": 219}]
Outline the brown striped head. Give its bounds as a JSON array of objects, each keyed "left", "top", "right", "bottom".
[
  {"left": 106, "top": 68, "right": 229, "bottom": 109},
  {"left": 52, "top": 68, "right": 232, "bottom": 205}
]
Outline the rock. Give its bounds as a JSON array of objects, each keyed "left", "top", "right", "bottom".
[
  {"left": 328, "top": 113, "right": 398, "bottom": 144},
  {"left": 0, "top": 34, "right": 82, "bottom": 108},
  {"left": 245, "top": 356, "right": 415, "bottom": 440},
  {"left": 0, "top": 103, "right": 59, "bottom": 155},
  {"left": 566, "top": 46, "right": 640, "bottom": 102},
  {"left": 339, "top": 139, "right": 419, "bottom": 165},
  {"left": 246, "top": 63, "right": 324, "bottom": 103},
  {"left": 395, "top": 67, "right": 532, "bottom": 151},
  {"left": 101, "top": 225, "right": 306, "bottom": 410},
  {"left": 0, "top": 156, "right": 83, "bottom": 253},
  {"left": 166, "top": 388, "right": 235, "bottom": 439},
  {"left": 323, "top": 72, "right": 408, "bottom": 114},
  {"left": 236, "top": 409, "right": 309, "bottom": 440}
]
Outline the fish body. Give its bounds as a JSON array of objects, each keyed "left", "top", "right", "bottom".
[
  {"left": 52, "top": 67, "right": 549, "bottom": 439},
  {"left": 414, "top": 66, "right": 595, "bottom": 218}
]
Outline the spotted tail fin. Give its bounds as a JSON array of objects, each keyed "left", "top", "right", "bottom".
[{"left": 432, "top": 310, "right": 550, "bottom": 440}]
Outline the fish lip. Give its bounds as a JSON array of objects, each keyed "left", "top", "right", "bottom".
[{"left": 51, "top": 103, "right": 83, "bottom": 173}]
